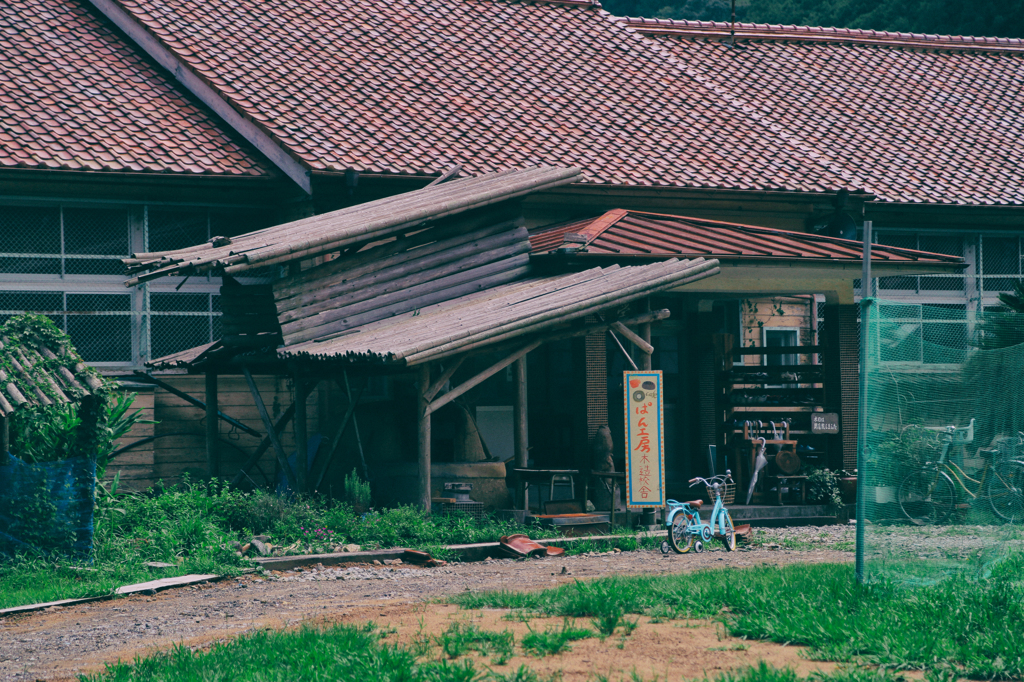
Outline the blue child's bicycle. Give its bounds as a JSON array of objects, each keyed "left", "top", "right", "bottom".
[{"left": 661, "top": 471, "right": 737, "bottom": 554}]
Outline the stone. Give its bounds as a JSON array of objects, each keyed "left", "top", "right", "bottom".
[
  {"left": 144, "top": 562, "right": 176, "bottom": 569},
  {"left": 252, "top": 535, "right": 270, "bottom": 543},
  {"left": 392, "top": 558, "right": 402, "bottom": 565},
  {"left": 252, "top": 539, "right": 270, "bottom": 557},
  {"left": 373, "top": 560, "right": 382, "bottom": 565},
  {"left": 240, "top": 543, "right": 252, "bottom": 555},
  {"left": 383, "top": 560, "right": 394, "bottom": 565},
  {"left": 342, "top": 544, "right": 361, "bottom": 553}
]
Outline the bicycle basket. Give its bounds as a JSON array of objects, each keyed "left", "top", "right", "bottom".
[{"left": 705, "top": 482, "right": 735, "bottom": 506}]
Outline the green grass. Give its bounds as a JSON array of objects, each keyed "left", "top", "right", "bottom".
[
  {"left": 451, "top": 556, "right": 1024, "bottom": 679},
  {"left": 521, "top": 619, "right": 595, "bottom": 657},
  {"left": 435, "top": 621, "right": 516, "bottom": 664},
  {"left": 0, "top": 478, "right": 562, "bottom": 609},
  {"left": 81, "top": 621, "right": 547, "bottom": 682}
]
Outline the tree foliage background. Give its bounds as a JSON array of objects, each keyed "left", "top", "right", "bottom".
[{"left": 603, "top": 0, "right": 1024, "bottom": 38}]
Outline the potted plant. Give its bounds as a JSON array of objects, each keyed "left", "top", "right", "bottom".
[
  {"left": 806, "top": 468, "right": 843, "bottom": 513},
  {"left": 837, "top": 469, "right": 857, "bottom": 504}
]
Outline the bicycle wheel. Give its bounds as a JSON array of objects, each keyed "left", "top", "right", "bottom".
[
  {"left": 899, "top": 468, "right": 955, "bottom": 525},
  {"left": 719, "top": 511, "right": 737, "bottom": 551},
  {"left": 667, "top": 512, "right": 695, "bottom": 554},
  {"left": 988, "top": 460, "right": 1024, "bottom": 523}
]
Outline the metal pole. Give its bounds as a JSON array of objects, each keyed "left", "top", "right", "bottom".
[
  {"left": 856, "top": 220, "right": 872, "bottom": 583},
  {"left": 418, "top": 364, "right": 432, "bottom": 512}
]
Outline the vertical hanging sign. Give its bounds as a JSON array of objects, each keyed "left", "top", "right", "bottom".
[{"left": 623, "top": 370, "right": 665, "bottom": 507}]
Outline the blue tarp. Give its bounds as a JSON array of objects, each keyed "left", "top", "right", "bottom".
[{"left": 0, "top": 453, "right": 96, "bottom": 558}]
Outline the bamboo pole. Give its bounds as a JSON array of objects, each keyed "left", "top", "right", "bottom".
[
  {"left": 403, "top": 260, "right": 719, "bottom": 364},
  {"left": 425, "top": 339, "right": 541, "bottom": 416},
  {"left": 425, "top": 357, "right": 465, "bottom": 402},
  {"left": 282, "top": 258, "right": 532, "bottom": 346},
  {"left": 278, "top": 236, "right": 531, "bottom": 328},
  {"left": 612, "top": 322, "right": 654, "bottom": 356},
  {"left": 418, "top": 364, "right": 432, "bottom": 512},
  {"left": 126, "top": 168, "right": 579, "bottom": 282}
]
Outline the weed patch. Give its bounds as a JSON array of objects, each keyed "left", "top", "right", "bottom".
[
  {"left": 521, "top": 619, "right": 594, "bottom": 657},
  {"left": 452, "top": 556, "right": 1024, "bottom": 678}
]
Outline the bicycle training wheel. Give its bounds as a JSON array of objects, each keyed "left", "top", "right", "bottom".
[
  {"left": 988, "top": 460, "right": 1024, "bottom": 523},
  {"left": 720, "top": 511, "right": 737, "bottom": 551},
  {"left": 668, "top": 513, "right": 695, "bottom": 554},
  {"left": 899, "top": 468, "right": 955, "bottom": 525}
]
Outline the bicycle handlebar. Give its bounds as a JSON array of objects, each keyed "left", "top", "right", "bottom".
[{"left": 689, "top": 471, "right": 733, "bottom": 487}]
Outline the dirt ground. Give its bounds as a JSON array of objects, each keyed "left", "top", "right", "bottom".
[{"left": 0, "top": 545, "right": 852, "bottom": 681}]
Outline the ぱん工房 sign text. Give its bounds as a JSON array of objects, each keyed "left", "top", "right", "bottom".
[{"left": 623, "top": 371, "right": 665, "bottom": 507}]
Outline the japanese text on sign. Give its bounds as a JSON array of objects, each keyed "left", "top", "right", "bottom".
[{"left": 623, "top": 370, "right": 665, "bottom": 507}]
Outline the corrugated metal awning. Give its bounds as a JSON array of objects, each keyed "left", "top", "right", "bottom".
[{"left": 530, "top": 209, "right": 965, "bottom": 265}]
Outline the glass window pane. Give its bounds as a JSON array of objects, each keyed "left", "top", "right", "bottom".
[
  {"left": 63, "top": 207, "right": 129, "bottom": 255},
  {"left": 64, "top": 258, "right": 125, "bottom": 276},
  {"left": 148, "top": 210, "right": 207, "bottom": 252}
]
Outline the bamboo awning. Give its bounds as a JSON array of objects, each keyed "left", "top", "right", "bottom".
[
  {"left": 281, "top": 258, "right": 720, "bottom": 366},
  {"left": 0, "top": 316, "right": 104, "bottom": 417},
  {"left": 123, "top": 166, "right": 581, "bottom": 285}
]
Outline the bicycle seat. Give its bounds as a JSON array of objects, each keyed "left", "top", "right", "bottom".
[{"left": 685, "top": 499, "right": 704, "bottom": 510}]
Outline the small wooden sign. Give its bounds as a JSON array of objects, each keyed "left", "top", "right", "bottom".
[
  {"left": 623, "top": 370, "right": 665, "bottom": 507},
  {"left": 811, "top": 412, "right": 840, "bottom": 434}
]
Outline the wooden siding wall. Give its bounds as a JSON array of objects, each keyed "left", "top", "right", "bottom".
[
  {"left": 738, "top": 296, "right": 816, "bottom": 364},
  {"left": 105, "top": 375, "right": 319, "bottom": 490}
]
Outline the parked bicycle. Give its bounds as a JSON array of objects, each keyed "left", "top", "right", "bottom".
[
  {"left": 898, "top": 419, "right": 1024, "bottom": 525},
  {"left": 662, "top": 471, "right": 737, "bottom": 553}
]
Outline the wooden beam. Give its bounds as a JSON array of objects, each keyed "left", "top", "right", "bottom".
[
  {"left": 0, "top": 415, "right": 8, "bottom": 456},
  {"left": 418, "top": 364, "right": 432, "bottom": 512},
  {"left": 84, "top": 0, "right": 312, "bottom": 194},
  {"left": 205, "top": 372, "right": 219, "bottom": 478},
  {"left": 607, "top": 327, "right": 638, "bottom": 371},
  {"left": 424, "top": 163, "right": 463, "bottom": 187},
  {"left": 639, "top": 298, "right": 653, "bottom": 371},
  {"left": 426, "top": 339, "right": 542, "bottom": 417},
  {"left": 425, "top": 356, "right": 465, "bottom": 402},
  {"left": 132, "top": 372, "right": 261, "bottom": 438},
  {"left": 513, "top": 356, "right": 529, "bottom": 511},
  {"left": 243, "top": 367, "right": 297, "bottom": 491},
  {"left": 230, "top": 403, "right": 296, "bottom": 486},
  {"left": 611, "top": 321, "right": 654, "bottom": 356}
]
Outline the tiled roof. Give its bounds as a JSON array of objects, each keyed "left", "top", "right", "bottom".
[
  {"left": 0, "top": 315, "right": 104, "bottom": 417},
  {"left": 623, "top": 18, "right": 1024, "bottom": 205},
  {"left": 0, "top": 0, "right": 268, "bottom": 176},
  {"left": 100, "top": 0, "right": 858, "bottom": 193},
  {"left": 530, "top": 209, "right": 966, "bottom": 264}
]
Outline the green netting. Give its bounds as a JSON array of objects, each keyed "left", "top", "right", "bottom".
[{"left": 858, "top": 299, "right": 1024, "bottom": 585}]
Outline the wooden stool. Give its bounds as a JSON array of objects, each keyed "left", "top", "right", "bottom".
[{"left": 770, "top": 475, "right": 808, "bottom": 505}]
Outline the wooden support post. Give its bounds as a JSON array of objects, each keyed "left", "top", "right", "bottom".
[
  {"left": 418, "top": 364, "right": 432, "bottom": 513},
  {"left": 294, "top": 376, "right": 308, "bottom": 494},
  {"left": 640, "top": 298, "right": 653, "bottom": 372},
  {"left": 205, "top": 372, "right": 219, "bottom": 478},
  {"left": 0, "top": 415, "right": 8, "bottom": 455},
  {"left": 513, "top": 356, "right": 529, "bottom": 511},
  {"left": 243, "top": 367, "right": 297, "bottom": 491},
  {"left": 425, "top": 339, "right": 541, "bottom": 416}
]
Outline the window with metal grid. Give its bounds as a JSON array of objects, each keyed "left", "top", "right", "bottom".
[{"left": 0, "top": 204, "right": 268, "bottom": 369}]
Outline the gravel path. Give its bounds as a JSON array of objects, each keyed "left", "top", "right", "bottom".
[{"left": 0, "top": 536, "right": 852, "bottom": 681}]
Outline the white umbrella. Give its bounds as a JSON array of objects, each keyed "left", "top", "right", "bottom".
[{"left": 746, "top": 437, "right": 768, "bottom": 505}]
